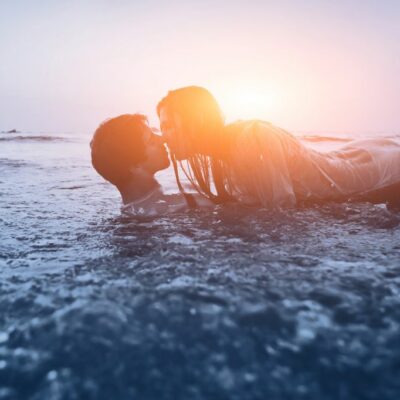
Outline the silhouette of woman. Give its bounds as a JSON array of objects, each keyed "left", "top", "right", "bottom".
[{"left": 157, "top": 86, "right": 400, "bottom": 209}]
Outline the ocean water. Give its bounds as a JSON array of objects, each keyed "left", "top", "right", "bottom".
[{"left": 1, "top": 130, "right": 400, "bottom": 400}]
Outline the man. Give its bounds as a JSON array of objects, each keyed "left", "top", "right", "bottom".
[{"left": 90, "top": 114, "right": 211, "bottom": 216}]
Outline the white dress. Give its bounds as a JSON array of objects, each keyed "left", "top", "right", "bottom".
[
  {"left": 227, "top": 120, "right": 400, "bottom": 208},
  {"left": 121, "top": 190, "right": 214, "bottom": 216}
]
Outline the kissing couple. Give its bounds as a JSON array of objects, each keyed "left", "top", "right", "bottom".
[{"left": 91, "top": 86, "right": 400, "bottom": 216}]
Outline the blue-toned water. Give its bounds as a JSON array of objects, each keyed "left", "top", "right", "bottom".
[{"left": 1, "top": 130, "right": 400, "bottom": 400}]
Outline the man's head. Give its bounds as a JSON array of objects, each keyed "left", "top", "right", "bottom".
[{"left": 90, "top": 114, "right": 169, "bottom": 190}]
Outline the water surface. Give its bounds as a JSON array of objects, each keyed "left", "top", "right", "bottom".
[{"left": 1, "top": 131, "right": 400, "bottom": 400}]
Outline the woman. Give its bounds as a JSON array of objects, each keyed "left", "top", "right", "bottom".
[{"left": 157, "top": 86, "right": 400, "bottom": 209}]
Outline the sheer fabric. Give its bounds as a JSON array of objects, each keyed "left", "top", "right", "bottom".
[
  {"left": 121, "top": 193, "right": 212, "bottom": 216},
  {"left": 225, "top": 121, "right": 400, "bottom": 207},
  {"left": 120, "top": 187, "right": 188, "bottom": 217}
]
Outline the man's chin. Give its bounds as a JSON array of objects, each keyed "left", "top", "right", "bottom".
[{"left": 159, "top": 159, "right": 170, "bottom": 171}]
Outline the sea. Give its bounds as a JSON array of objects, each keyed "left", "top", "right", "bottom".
[{"left": 1, "top": 130, "right": 400, "bottom": 400}]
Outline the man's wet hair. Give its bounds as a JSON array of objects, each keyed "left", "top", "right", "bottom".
[{"left": 90, "top": 114, "right": 149, "bottom": 189}]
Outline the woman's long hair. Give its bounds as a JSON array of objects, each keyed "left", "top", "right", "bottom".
[{"left": 157, "top": 86, "right": 234, "bottom": 204}]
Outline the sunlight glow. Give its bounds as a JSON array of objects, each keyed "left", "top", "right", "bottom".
[{"left": 215, "top": 84, "right": 282, "bottom": 123}]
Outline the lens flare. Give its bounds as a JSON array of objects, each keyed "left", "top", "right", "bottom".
[{"left": 215, "top": 84, "right": 281, "bottom": 122}]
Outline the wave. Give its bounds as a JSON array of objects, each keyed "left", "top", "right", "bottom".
[
  {"left": 384, "top": 134, "right": 400, "bottom": 140},
  {"left": 300, "top": 133, "right": 400, "bottom": 142},
  {"left": 0, "top": 135, "right": 70, "bottom": 142},
  {"left": 0, "top": 158, "right": 35, "bottom": 168},
  {"left": 300, "top": 135, "right": 353, "bottom": 143}
]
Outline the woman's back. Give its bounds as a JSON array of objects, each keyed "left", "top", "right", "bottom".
[
  {"left": 225, "top": 120, "right": 400, "bottom": 207},
  {"left": 298, "top": 138, "right": 400, "bottom": 200}
]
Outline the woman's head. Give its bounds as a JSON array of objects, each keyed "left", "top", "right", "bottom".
[
  {"left": 91, "top": 114, "right": 169, "bottom": 189},
  {"left": 157, "top": 86, "right": 224, "bottom": 160},
  {"left": 157, "top": 87, "right": 232, "bottom": 203}
]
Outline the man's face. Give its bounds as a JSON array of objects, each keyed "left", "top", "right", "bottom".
[{"left": 139, "top": 126, "right": 170, "bottom": 174}]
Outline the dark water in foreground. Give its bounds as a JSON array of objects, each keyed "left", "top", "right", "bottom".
[{"left": 1, "top": 132, "right": 400, "bottom": 399}]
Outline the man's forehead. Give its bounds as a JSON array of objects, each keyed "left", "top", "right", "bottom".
[
  {"left": 142, "top": 125, "right": 161, "bottom": 140},
  {"left": 141, "top": 125, "right": 152, "bottom": 140}
]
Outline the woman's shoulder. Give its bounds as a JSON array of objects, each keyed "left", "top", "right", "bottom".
[
  {"left": 226, "top": 120, "right": 295, "bottom": 150},
  {"left": 225, "top": 119, "right": 270, "bottom": 133},
  {"left": 226, "top": 119, "right": 293, "bottom": 139}
]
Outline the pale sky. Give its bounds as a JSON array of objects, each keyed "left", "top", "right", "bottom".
[{"left": 1, "top": 0, "right": 399, "bottom": 134}]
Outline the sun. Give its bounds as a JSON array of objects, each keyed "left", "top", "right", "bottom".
[{"left": 215, "top": 84, "right": 281, "bottom": 122}]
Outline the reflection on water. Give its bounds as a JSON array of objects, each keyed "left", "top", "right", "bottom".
[{"left": 1, "top": 131, "right": 400, "bottom": 399}]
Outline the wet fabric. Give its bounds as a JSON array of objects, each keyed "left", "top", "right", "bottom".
[
  {"left": 227, "top": 121, "right": 400, "bottom": 208},
  {"left": 121, "top": 191, "right": 189, "bottom": 217}
]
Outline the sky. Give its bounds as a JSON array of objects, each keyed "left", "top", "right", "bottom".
[{"left": 0, "top": 0, "right": 399, "bottom": 134}]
